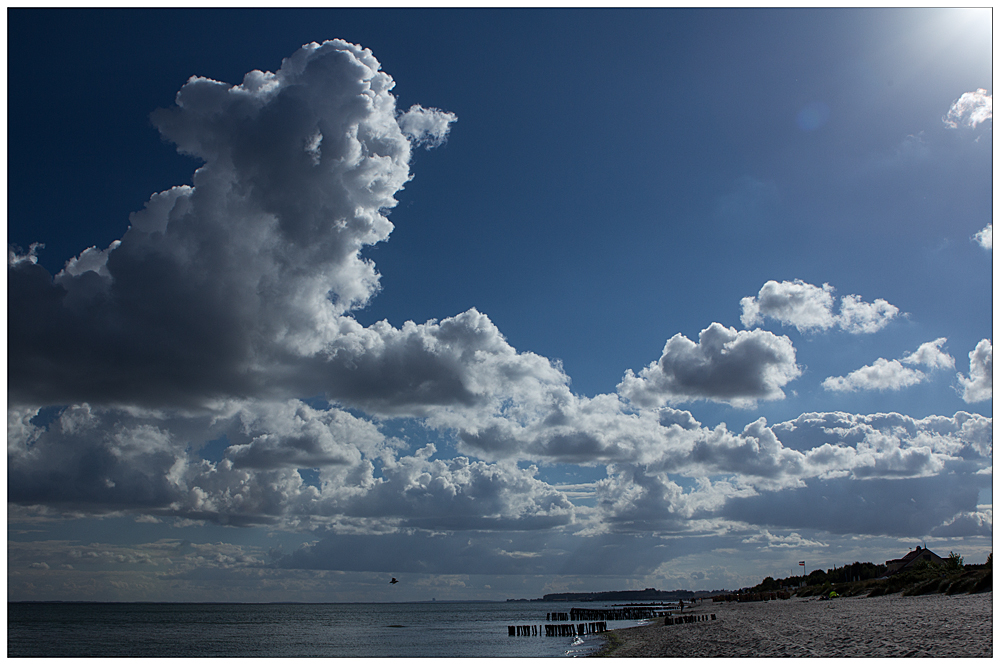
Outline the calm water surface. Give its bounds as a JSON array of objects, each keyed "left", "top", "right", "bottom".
[{"left": 8, "top": 601, "right": 645, "bottom": 657}]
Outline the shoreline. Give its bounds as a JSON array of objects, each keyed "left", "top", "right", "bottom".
[{"left": 594, "top": 591, "right": 992, "bottom": 657}]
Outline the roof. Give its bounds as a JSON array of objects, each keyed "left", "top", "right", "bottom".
[{"left": 886, "top": 546, "right": 946, "bottom": 572}]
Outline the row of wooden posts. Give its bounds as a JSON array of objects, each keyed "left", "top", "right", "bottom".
[
  {"left": 509, "top": 613, "right": 718, "bottom": 637},
  {"left": 507, "top": 622, "right": 609, "bottom": 637},
  {"left": 664, "top": 613, "right": 716, "bottom": 625},
  {"left": 565, "top": 607, "right": 667, "bottom": 621},
  {"left": 546, "top": 609, "right": 661, "bottom": 622}
]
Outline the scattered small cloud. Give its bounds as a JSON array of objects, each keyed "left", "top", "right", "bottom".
[
  {"left": 836, "top": 294, "right": 903, "bottom": 334},
  {"left": 902, "top": 338, "right": 955, "bottom": 370},
  {"left": 618, "top": 323, "right": 801, "bottom": 408},
  {"left": 398, "top": 104, "right": 457, "bottom": 149},
  {"left": 741, "top": 280, "right": 899, "bottom": 334},
  {"left": 822, "top": 338, "right": 954, "bottom": 393},
  {"left": 942, "top": 88, "right": 992, "bottom": 129},
  {"left": 973, "top": 223, "right": 992, "bottom": 250},
  {"left": 741, "top": 280, "right": 836, "bottom": 331}
]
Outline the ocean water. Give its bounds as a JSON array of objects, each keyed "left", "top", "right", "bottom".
[{"left": 7, "top": 601, "right": 647, "bottom": 657}]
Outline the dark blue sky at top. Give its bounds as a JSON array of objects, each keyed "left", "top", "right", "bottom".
[{"left": 8, "top": 7, "right": 991, "bottom": 421}]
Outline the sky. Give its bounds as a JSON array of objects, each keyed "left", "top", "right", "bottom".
[{"left": 6, "top": 7, "right": 994, "bottom": 603}]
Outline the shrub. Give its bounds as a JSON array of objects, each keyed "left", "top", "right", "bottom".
[
  {"left": 971, "top": 571, "right": 992, "bottom": 594},
  {"left": 946, "top": 577, "right": 976, "bottom": 595},
  {"left": 903, "top": 578, "right": 942, "bottom": 596}
]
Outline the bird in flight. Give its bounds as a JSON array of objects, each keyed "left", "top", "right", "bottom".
[{"left": 390, "top": 578, "right": 399, "bottom": 585}]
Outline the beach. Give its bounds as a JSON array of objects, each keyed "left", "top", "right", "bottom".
[{"left": 599, "top": 592, "right": 992, "bottom": 657}]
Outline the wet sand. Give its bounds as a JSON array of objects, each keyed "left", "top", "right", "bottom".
[{"left": 600, "top": 592, "right": 992, "bottom": 657}]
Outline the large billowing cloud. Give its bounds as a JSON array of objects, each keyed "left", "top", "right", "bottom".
[
  {"left": 273, "top": 406, "right": 990, "bottom": 574},
  {"left": 822, "top": 338, "right": 954, "bottom": 393},
  {"left": 7, "top": 399, "right": 576, "bottom": 531},
  {"left": 618, "top": 323, "right": 800, "bottom": 408},
  {"left": 9, "top": 390, "right": 990, "bottom": 584},
  {"left": 740, "top": 279, "right": 899, "bottom": 334},
  {"left": 8, "top": 40, "right": 459, "bottom": 410}
]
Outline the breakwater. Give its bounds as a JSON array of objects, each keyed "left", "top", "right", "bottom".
[
  {"left": 508, "top": 622, "right": 609, "bottom": 637},
  {"left": 545, "top": 609, "right": 667, "bottom": 621},
  {"left": 664, "top": 613, "right": 715, "bottom": 625},
  {"left": 568, "top": 606, "right": 667, "bottom": 621},
  {"left": 510, "top": 604, "right": 673, "bottom": 638}
]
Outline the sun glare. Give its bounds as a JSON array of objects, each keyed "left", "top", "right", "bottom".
[{"left": 940, "top": 7, "right": 992, "bottom": 42}]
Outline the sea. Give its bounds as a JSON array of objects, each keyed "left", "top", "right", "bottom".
[{"left": 7, "top": 600, "right": 655, "bottom": 658}]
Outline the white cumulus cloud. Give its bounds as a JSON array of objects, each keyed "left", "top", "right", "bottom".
[
  {"left": 958, "top": 339, "right": 992, "bottom": 403},
  {"left": 973, "top": 223, "right": 992, "bottom": 250},
  {"left": 618, "top": 323, "right": 801, "bottom": 408},
  {"left": 823, "top": 338, "right": 954, "bottom": 393},
  {"left": 901, "top": 337, "right": 955, "bottom": 370},
  {"left": 942, "top": 88, "right": 992, "bottom": 129},
  {"left": 398, "top": 104, "right": 457, "bottom": 148},
  {"left": 9, "top": 40, "right": 452, "bottom": 409},
  {"left": 836, "top": 294, "right": 903, "bottom": 334},
  {"left": 741, "top": 279, "right": 899, "bottom": 334}
]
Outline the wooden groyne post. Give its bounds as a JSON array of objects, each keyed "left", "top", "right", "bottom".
[
  {"left": 568, "top": 607, "right": 664, "bottom": 621},
  {"left": 507, "top": 625, "right": 543, "bottom": 636},
  {"left": 663, "top": 613, "right": 716, "bottom": 625},
  {"left": 509, "top": 622, "right": 608, "bottom": 637}
]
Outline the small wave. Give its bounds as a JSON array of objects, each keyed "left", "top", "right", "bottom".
[{"left": 566, "top": 640, "right": 603, "bottom": 657}]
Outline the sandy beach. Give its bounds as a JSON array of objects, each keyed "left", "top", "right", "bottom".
[{"left": 599, "top": 592, "right": 992, "bottom": 657}]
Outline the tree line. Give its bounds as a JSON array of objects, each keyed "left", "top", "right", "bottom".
[
  {"left": 750, "top": 561, "right": 888, "bottom": 593},
  {"left": 747, "top": 552, "right": 990, "bottom": 598}
]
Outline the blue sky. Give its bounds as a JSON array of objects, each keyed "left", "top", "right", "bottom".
[{"left": 7, "top": 8, "right": 993, "bottom": 602}]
